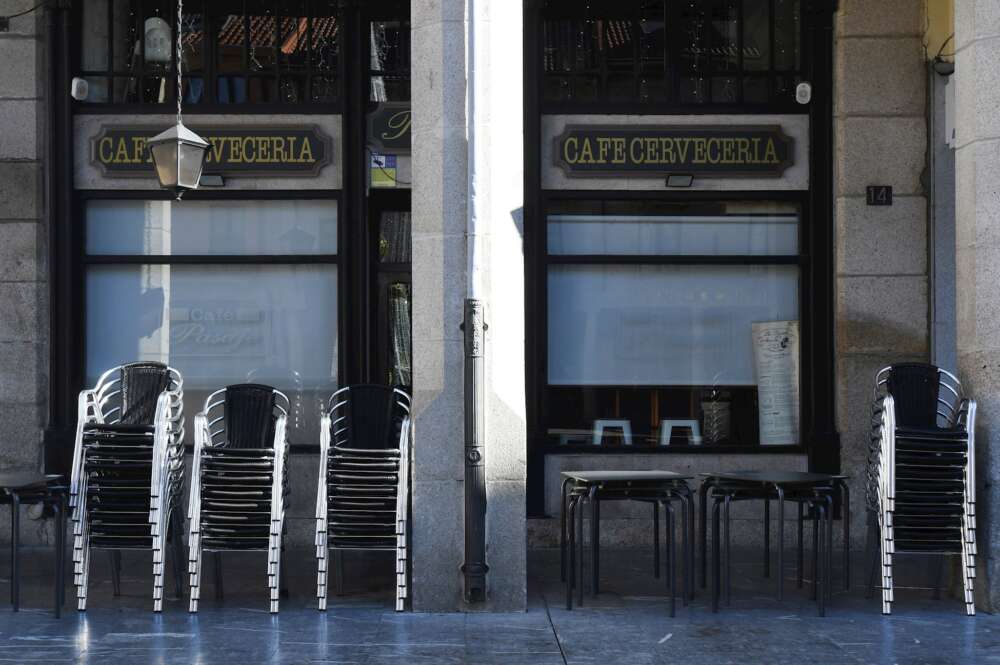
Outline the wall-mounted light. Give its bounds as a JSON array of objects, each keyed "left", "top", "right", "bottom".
[{"left": 666, "top": 174, "right": 694, "bottom": 188}]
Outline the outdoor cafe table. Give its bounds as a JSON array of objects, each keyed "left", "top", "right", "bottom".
[
  {"left": 697, "top": 470, "right": 850, "bottom": 612},
  {"left": 560, "top": 470, "right": 694, "bottom": 616},
  {"left": 0, "top": 472, "right": 67, "bottom": 617}
]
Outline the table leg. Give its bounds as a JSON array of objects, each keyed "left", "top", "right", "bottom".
[
  {"left": 700, "top": 480, "right": 710, "bottom": 589},
  {"left": 776, "top": 487, "right": 785, "bottom": 602},
  {"left": 653, "top": 501, "right": 661, "bottom": 579},
  {"left": 54, "top": 497, "right": 63, "bottom": 618},
  {"left": 560, "top": 478, "right": 571, "bottom": 583},
  {"left": 59, "top": 493, "right": 67, "bottom": 610},
  {"left": 817, "top": 500, "right": 826, "bottom": 617},
  {"left": 763, "top": 498, "right": 770, "bottom": 578},
  {"left": 724, "top": 494, "right": 732, "bottom": 606},
  {"left": 797, "top": 501, "right": 804, "bottom": 589},
  {"left": 712, "top": 498, "right": 721, "bottom": 613},
  {"left": 840, "top": 481, "right": 851, "bottom": 591},
  {"left": 686, "top": 489, "right": 696, "bottom": 601},
  {"left": 566, "top": 496, "right": 576, "bottom": 610},
  {"left": 812, "top": 503, "right": 820, "bottom": 601},
  {"left": 110, "top": 550, "right": 121, "bottom": 597},
  {"left": 11, "top": 492, "right": 20, "bottom": 611},
  {"left": 590, "top": 486, "right": 599, "bottom": 596},
  {"left": 825, "top": 493, "right": 834, "bottom": 602},
  {"left": 577, "top": 493, "right": 585, "bottom": 607},
  {"left": 679, "top": 492, "right": 690, "bottom": 606},
  {"left": 666, "top": 501, "right": 675, "bottom": 618}
]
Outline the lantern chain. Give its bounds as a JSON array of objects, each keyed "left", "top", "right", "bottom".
[{"left": 176, "top": 0, "right": 184, "bottom": 124}]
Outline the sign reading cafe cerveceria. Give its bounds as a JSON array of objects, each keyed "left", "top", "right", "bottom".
[
  {"left": 554, "top": 125, "right": 794, "bottom": 177},
  {"left": 92, "top": 126, "right": 333, "bottom": 177}
]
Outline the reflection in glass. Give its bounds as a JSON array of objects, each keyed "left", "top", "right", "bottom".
[
  {"left": 378, "top": 211, "right": 411, "bottom": 263},
  {"left": 86, "top": 264, "right": 338, "bottom": 444},
  {"left": 86, "top": 200, "right": 338, "bottom": 256},
  {"left": 388, "top": 283, "right": 412, "bottom": 388},
  {"left": 548, "top": 201, "right": 799, "bottom": 256}
]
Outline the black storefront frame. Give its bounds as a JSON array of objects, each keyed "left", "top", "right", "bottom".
[
  {"left": 72, "top": 188, "right": 345, "bottom": 455},
  {"left": 44, "top": 0, "right": 410, "bottom": 469},
  {"left": 523, "top": 0, "right": 839, "bottom": 516}
]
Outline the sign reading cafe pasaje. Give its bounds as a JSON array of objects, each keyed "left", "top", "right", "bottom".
[
  {"left": 554, "top": 125, "right": 794, "bottom": 177},
  {"left": 92, "top": 125, "right": 333, "bottom": 177}
]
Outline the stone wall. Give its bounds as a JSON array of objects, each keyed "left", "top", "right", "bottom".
[
  {"left": 954, "top": 0, "right": 1000, "bottom": 611},
  {"left": 0, "top": 1, "right": 49, "bottom": 542},
  {"left": 410, "top": 0, "right": 527, "bottom": 611},
  {"left": 833, "top": 0, "right": 930, "bottom": 543}
]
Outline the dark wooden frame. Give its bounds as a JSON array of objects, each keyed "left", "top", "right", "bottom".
[
  {"left": 524, "top": 0, "right": 839, "bottom": 516},
  {"left": 45, "top": 0, "right": 412, "bottom": 467}
]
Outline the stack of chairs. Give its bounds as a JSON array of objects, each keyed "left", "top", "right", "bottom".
[
  {"left": 315, "top": 385, "right": 412, "bottom": 611},
  {"left": 70, "top": 362, "right": 185, "bottom": 612},
  {"left": 867, "top": 363, "right": 977, "bottom": 615},
  {"left": 187, "top": 384, "right": 290, "bottom": 614}
]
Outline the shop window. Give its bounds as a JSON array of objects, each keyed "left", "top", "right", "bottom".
[
  {"left": 370, "top": 20, "right": 411, "bottom": 102},
  {"left": 78, "top": 0, "right": 340, "bottom": 106},
  {"left": 542, "top": 0, "right": 802, "bottom": 108},
  {"left": 84, "top": 199, "right": 339, "bottom": 446},
  {"left": 544, "top": 199, "right": 802, "bottom": 448}
]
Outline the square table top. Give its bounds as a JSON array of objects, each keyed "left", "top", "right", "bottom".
[
  {"left": 560, "top": 470, "right": 693, "bottom": 483},
  {"left": 700, "top": 470, "right": 847, "bottom": 486},
  {"left": 0, "top": 472, "right": 63, "bottom": 491}
]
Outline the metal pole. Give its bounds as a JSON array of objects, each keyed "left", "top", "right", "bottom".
[
  {"left": 461, "top": 0, "right": 488, "bottom": 604},
  {"left": 461, "top": 299, "right": 488, "bottom": 602}
]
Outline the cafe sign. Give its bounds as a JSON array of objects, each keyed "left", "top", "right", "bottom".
[
  {"left": 554, "top": 125, "right": 794, "bottom": 178},
  {"left": 91, "top": 125, "right": 333, "bottom": 177},
  {"left": 367, "top": 103, "right": 411, "bottom": 153}
]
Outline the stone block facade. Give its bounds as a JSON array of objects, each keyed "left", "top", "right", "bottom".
[
  {"left": 0, "top": 1, "right": 48, "bottom": 543},
  {"left": 833, "top": 0, "right": 930, "bottom": 543}
]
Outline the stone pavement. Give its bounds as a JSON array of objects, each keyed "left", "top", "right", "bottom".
[{"left": 0, "top": 547, "right": 996, "bottom": 664}]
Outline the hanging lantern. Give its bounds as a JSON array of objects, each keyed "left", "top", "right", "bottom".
[
  {"left": 149, "top": 0, "right": 208, "bottom": 198},
  {"left": 148, "top": 121, "right": 209, "bottom": 196}
]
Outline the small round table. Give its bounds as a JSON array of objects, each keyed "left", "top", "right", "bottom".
[{"left": 0, "top": 472, "right": 68, "bottom": 617}]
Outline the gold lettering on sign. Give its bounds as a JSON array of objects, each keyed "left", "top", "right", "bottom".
[{"left": 381, "top": 110, "right": 411, "bottom": 142}]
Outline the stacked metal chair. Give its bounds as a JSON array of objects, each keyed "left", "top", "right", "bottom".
[
  {"left": 187, "top": 384, "right": 290, "bottom": 614},
  {"left": 315, "top": 385, "right": 412, "bottom": 611},
  {"left": 867, "top": 363, "right": 977, "bottom": 615},
  {"left": 70, "top": 362, "right": 186, "bottom": 611}
]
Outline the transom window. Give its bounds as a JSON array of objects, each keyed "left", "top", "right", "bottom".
[
  {"left": 541, "top": 0, "right": 803, "bottom": 108},
  {"left": 78, "top": 0, "right": 341, "bottom": 106}
]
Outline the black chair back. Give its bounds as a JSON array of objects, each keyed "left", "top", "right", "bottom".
[
  {"left": 885, "top": 363, "right": 941, "bottom": 430},
  {"left": 336, "top": 385, "right": 406, "bottom": 450},
  {"left": 224, "top": 384, "right": 277, "bottom": 449},
  {"left": 119, "top": 362, "right": 171, "bottom": 425}
]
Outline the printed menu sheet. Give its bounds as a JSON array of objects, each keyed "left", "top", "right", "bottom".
[{"left": 752, "top": 320, "right": 800, "bottom": 445}]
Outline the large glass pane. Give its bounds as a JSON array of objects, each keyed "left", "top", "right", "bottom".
[
  {"left": 548, "top": 201, "right": 798, "bottom": 256},
  {"left": 742, "top": 0, "right": 770, "bottom": 71},
  {"left": 546, "top": 264, "right": 799, "bottom": 447},
  {"left": 773, "top": 0, "right": 800, "bottom": 71},
  {"left": 86, "top": 200, "right": 338, "bottom": 256},
  {"left": 86, "top": 264, "right": 338, "bottom": 444},
  {"left": 82, "top": 0, "right": 110, "bottom": 72}
]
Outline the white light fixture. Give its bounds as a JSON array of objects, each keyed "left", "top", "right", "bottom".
[{"left": 149, "top": 0, "right": 208, "bottom": 199}]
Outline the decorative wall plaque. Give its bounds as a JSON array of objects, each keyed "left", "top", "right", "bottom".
[
  {"left": 554, "top": 125, "right": 794, "bottom": 177},
  {"left": 91, "top": 125, "right": 333, "bottom": 177}
]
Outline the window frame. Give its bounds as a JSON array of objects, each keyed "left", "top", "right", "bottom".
[
  {"left": 539, "top": 0, "right": 809, "bottom": 115},
  {"left": 75, "top": 188, "right": 345, "bottom": 451},
  {"left": 534, "top": 188, "right": 811, "bottom": 456},
  {"left": 72, "top": 0, "right": 346, "bottom": 114}
]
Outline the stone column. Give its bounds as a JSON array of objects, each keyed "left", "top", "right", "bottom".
[
  {"left": 833, "top": 0, "right": 928, "bottom": 542},
  {"left": 0, "top": 1, "right": 48, "bottom": 542},
  {"left": 954, "top": 0, "right": 1000, "bottom": 611},
  {"left": 410, "top": 0, "right": 526, "bottom": 611}
]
